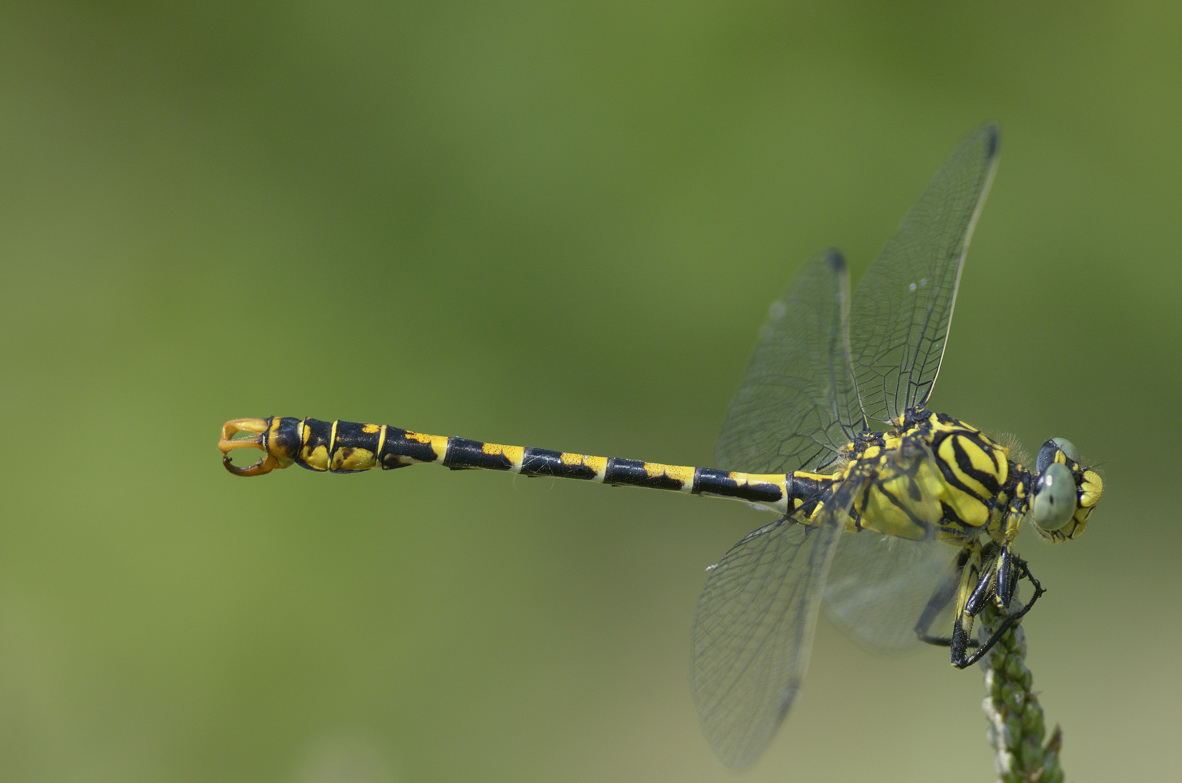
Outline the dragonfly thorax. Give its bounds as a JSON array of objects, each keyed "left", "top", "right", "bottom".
[
  {"left": 818, "top": 410, "right": 1017, "bottom": 544},
  {"left": 810, "top": 411, "right": 1102, "bottom": 552}
]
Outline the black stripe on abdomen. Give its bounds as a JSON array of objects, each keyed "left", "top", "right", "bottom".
[
  {"left": 519, "top": 448, "right": 599, "bottom": 480},
  {"left": 378, "top": 426, "right": 441, "bottom": 469},
  {"left": 603, "top": 457, "right": 687, "bottom": 491},
  {"left": 442, "top": 437, "right": 513, "bottom": 471},
  {"left": 692, "top": 467, "right": 784, "bottom": 505}
]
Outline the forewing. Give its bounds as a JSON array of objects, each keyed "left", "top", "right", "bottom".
[
  {"left": 715, "top": 250, "right": 857, "bottom": 473},
  {"left": 849, "top": 125, "right": 999, "bottom": 423},
  {"left": 691, "top": 481, "right": 858, "bottom": 769}
]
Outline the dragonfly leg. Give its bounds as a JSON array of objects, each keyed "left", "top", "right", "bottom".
[
  {"left": 954, "top": 555, "right": 1044, "bottom": 668},
  {"left": 913, "top": 547, "right": 969, "bottom": 648},
  {"left": 913, "top": 543, "right": 1046, "bottom": 668}
]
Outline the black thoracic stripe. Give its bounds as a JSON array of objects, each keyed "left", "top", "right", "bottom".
[
  {"left": 931, "top": 430, "right": 982, "bottom": 498},
  {"left": 871, "top": 478, "right": 928, "bottom": 528},
  {"left": 603, "top": 457, "right": 684, "bottom": 491},
  {"left": 520, "top": 447, "right": 598, "bottom": 480},
  {"left": 692, "top": 467, "right": 784, "bottom": 504},
  {"left": 955, "top": 433, "right": 1002, "bottom": 494},
  {"left": 933, "top": 435, "right": 973, "bottom": 496},
  {"left": 935, "top": 431, "right": 1001, "bottom": 498},
  {"left": 442, "top": 437, "right": 512, "bottom": 471},
  {"left": 378, "top": 426, "right": 438, "bottom": 468}
]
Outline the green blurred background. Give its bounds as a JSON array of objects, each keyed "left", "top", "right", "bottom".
[{"left": 1, "top": 2, "right": 1176, "bottom": 781}]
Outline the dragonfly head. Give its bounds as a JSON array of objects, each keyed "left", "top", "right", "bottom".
[{"left": 1029, "top": 437, "right": 1102, "bottom": 542}]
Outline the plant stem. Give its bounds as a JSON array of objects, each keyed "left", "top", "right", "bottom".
[{"left": 980, "top": 605, "right": 1063, "bottom": 783}]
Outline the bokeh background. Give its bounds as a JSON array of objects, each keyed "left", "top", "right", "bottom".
[{"left": 1, "top": 2, "right": 1177, "bottom": 781}]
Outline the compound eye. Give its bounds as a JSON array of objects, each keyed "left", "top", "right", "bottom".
[
  {"left": 1052, "top": 437, "right": 1080, "bottom": 462},
  {"left": 1032, "top": 462, "right": 1077, "bottom": 531},
  {"left": 1036, "top": 437, "right": 1079, "bottom": 473}
]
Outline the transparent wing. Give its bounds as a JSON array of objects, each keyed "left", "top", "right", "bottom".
[
  {"left": 822, "top": 436, "right": 962, "bottom": 652},
  {"left": 823, "top": 527, "right": 957, "bottom": 654},
  {"left": 715, "top": 250, "right": 858, "bottom": 474},
  {"left": 849, "top": 124, "right": 999, "bottom": 424},
  {"left": 691, "top": 480, "right": 859, "bottom": 770}
]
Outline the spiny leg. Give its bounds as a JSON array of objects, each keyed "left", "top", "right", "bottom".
[
  {"left": 914, "top": 540, "right": 1046, "bottom": 668},
  {"left": 956, "top": 555, "right": 1044, "bottom": 668},
  {"left": 913, "top": 546, "right": 970, "bottom": 649}
]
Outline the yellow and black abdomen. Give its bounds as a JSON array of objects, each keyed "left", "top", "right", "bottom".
[
  {"left": 260, "top": 417, "right": 446, "bottom": 472},
  {"left": 222, "top": 417, "right": 801, "bottom": 515}
]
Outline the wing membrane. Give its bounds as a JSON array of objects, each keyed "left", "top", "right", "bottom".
[
  {"left": 822, "top": 437, "right": 958, "bottom": 652},
  {"left": 715, "top": 250, "right": 858, "bottom": 473},
  {"left": 697, "top": 127, "right": 1003, "bottom": 768},
  {"left": 691, "top": 479, "right": 859, "bottom": 769},
  {"left": 823, "top": 526, "right": 957, "bottom": 653},
  {"left": 849, "top": 125, "right": 999, "bottom": 423}
]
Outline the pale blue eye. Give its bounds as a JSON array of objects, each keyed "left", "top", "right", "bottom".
[
  {"left": 1032, "top": 462, "right": 1077, "bottom": 531},
  {"left": 1051, "top": 437, "right": 1079, "bottom": 462},
  {"left": 1036, "top": 437, "right": 1079, "bottom": 473}
]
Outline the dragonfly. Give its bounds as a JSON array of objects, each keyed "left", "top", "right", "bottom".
[{"left": 218, "top": 124, "right": 1102, "bottom": 770}]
